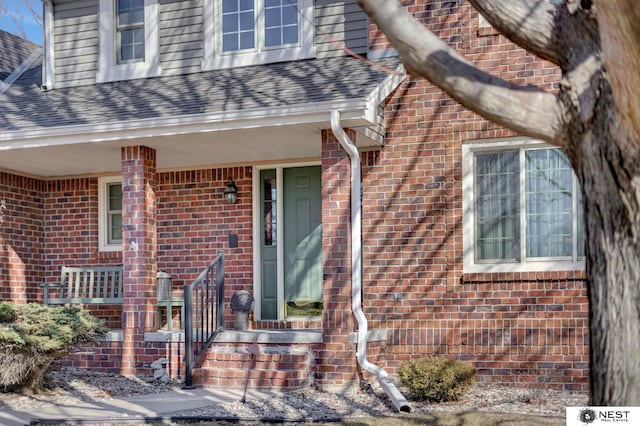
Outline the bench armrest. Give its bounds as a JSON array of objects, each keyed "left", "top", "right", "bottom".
[
  {"left": 40, "top": 281, "right": 63, "bottom": 288},
  {"left": 40, "top": 281, "right": 64, "bottom": 305}
]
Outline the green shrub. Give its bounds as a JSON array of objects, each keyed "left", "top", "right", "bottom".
[
  {"left": 397, "top": 356, "right": 476, "bottom": 402},
  {"left": 0, "top": 302, "right": 108, "bottom": 393},
  {"left": 0, "top": 302, "right": 18, "bottom": 323}
]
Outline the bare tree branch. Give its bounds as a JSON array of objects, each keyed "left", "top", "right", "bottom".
[
  {"left": 594, "top": 0, "right": 640, "bottom": 142},
  {"left": 470, "top": 0, "right": 563, "bottom": 65},
  {"left": 0, "top": 0, "right": 42, "bottom": 41},
  {"left": 359, "top": 0, "right": 568, "bottom": 145},
  {"left": 469, "top": 0, "right": 599, "bottom": 69}
]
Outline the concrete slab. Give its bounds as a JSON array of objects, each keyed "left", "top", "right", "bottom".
[{"left": 0, "top": 387, "right": 284, "bottom": 425}]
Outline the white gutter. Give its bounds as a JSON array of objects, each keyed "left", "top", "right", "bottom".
[
  {"left": 42, "top": 0, "right": 55, "bottom": 90},
  {"left": 330, "top": 110, "right": 411, "bottom": 413},
  {"left": 0, "top": 99, "right": 371, "bottom": 147}
]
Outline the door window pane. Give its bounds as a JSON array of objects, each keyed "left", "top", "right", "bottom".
[{"left": 263, "top": 177, "right": 276, "bottom": 246}]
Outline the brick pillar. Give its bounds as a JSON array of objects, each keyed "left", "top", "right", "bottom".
[
  {"left": 319, "top": 128, "right": 359, "bottom": 390},
  {"left": 121, "top": 146, "right": 158, "bottom": 375}
]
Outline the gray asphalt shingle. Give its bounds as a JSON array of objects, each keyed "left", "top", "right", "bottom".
[
  {"left": 0, "top": 56, "right": 400, "bottom": 133},
  {"left": 0, "top": 29, "right": 40, "bottom": 80}
]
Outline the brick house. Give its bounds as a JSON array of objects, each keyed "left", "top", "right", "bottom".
[{"left": 0, "top": 0, "right": 588, "bottom": 400}]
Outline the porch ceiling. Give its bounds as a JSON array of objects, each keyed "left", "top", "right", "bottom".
[{"left": 0, "top": 121, "right": 374, "bottom": 177}]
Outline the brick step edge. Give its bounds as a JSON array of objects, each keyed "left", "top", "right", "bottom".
[{"left": 192, "top": 368, "right": 312, "bottom": 389}]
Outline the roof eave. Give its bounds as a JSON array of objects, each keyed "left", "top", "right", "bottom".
[{"left": 0, "top": 99, "right": 376, "bottom": 150}]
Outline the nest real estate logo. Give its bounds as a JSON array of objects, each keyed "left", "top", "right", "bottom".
[{"left": 567, "top": 407, "right": 637, "bottom": 425}]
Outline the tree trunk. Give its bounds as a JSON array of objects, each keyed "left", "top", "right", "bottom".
[
  {"left": 20, "top": 355, "right": 58, "bottom": 395},
  {"left": 569, "top": 83, "right": 640, "bottom": 405},
  {"left": 0, "top": 348, "right": 60, "bottom": 394}
]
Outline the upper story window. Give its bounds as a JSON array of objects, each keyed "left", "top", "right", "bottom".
[
  {"left": 98, "top": 176, "right": 123, "bottom": 252},
  {"left": 97, "top": 0, "right": 161, "bottom": 83},
  {"left": 463, "top": 140, "right": 585, "bottom": 273},
  {"left": 117, "top": 0, "right": 145, "bottom": 63},
  {"left": 203, "top": 0, "right": 315, "bottom": 70}
]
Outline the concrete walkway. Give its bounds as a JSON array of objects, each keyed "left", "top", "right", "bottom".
[{"left": 0, "top": 387, "right": 282, "bottom": 425}]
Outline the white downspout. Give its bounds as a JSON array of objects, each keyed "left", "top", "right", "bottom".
[
  {"left": 330, "top": 110, "right": 411, "bottom": 413},
  {"left": 42, "top": 0, "right": 55, "bottom": 90}
]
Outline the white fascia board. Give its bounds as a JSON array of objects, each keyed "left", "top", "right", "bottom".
[
  {"left": 363, "top": 63, "right": 406, "bottom": 123},
  {"left": 0, "top": 99, "right": 372, "bottom": 150}
]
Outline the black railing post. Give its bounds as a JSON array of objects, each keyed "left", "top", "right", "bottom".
[
  {"left": 183, "top": 285, "right": 194, "bottom": 389},
  {"left": 182, "top": 250, "right": 225, "bottom": 390},
  {"left": 217, "top": 254, "right": 225, "bottom": 329}
]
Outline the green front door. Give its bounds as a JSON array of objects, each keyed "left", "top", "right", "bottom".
[
  {"left": 283, "top": 167, "right": 322, "bottom": 317},
  {"left": 259, "top": 166, "right": 322, "bottom": 319}
]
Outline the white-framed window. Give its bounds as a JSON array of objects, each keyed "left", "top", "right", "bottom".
[
  {"left": 116, "top": 0, "right": 145, "bottom": 63},
  {"left": 98, "top": 176, "right": 123, "bottom": 252},
  {"left": 97, "top": 0, "right": 161, "bottom": 83},
  {"left": 202, "top": 0, "right": 315, "bottom": 70},
  {"left": 462, "top": 139, "right": 585, "bottom": 273}
]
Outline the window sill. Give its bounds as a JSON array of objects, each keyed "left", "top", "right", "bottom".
[
  {"left": 98, "top": 244, "right": 122, "bottom": 253},
  {"left": 463, "top": 260, "right": 585, "bottom": 275},
  {"left": 201, "top": 46, "right": 316, "bottom": 71},
  {"left": 96, "top": 63, "right": 162, "bottom": 83}
]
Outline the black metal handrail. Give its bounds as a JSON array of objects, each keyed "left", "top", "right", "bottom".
[{"left": 183, "top": 250, "right": 225, "bottom": 388}]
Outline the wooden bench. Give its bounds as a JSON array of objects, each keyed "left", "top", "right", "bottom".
[{"left": 41, "top": 266, "right": 123, "bottom": 305}]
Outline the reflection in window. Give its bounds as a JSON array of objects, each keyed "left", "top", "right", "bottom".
[{"left": 263, "top": 177, "right": 276, "bottom": 246}]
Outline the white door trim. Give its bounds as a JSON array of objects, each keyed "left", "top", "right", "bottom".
[{"left": 252, "top": 161, "right": 320, "bottom": 321}]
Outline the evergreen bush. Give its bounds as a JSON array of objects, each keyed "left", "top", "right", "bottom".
[
  {"left": 0, "top": 302, "right": 108, "bottom": 394},
  {"left": 398, "top": 356, "right": 476, "bottom": 402}
]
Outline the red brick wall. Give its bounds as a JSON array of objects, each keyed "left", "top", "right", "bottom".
[
  {"left": 43, "top": 178, "right": 122, "bottom": 326},
  {"left": 0, "top": 173, "right": 45, "bottom": 302},
  {"left": 317, "top": 128, "right": 360, "bottom": 388},
  {"left": 44, "top": 178, "right": 121, "bottom": 266},
  {"left": 61, "top": 338, "right": 185, "bottom": 377},
  {"left": 360, "top": 0, "right": 587, "bottom": 390},
  {"left": 156, "top": 166, "right": 253, "bottom": 329}
]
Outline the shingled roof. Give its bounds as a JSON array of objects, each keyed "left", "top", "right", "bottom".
[
  {"left": 0, "top": 29, "right": 40, "bottom": 81},
  {"left": 0, "top": 55, "right": 401, "bottom": 134}
]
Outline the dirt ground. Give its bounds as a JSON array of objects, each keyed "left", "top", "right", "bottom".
[
  {"left": 337, "top": 411, "right": 564, "bottom": 425},
  {"left": 173, "top": 411, "right": 564, "bottom": 426}
]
